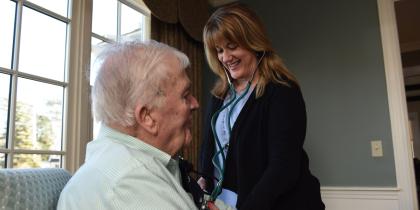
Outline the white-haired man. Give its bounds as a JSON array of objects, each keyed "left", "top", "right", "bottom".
[{"left": 57, "top": 40, "right": 225, "bottom": 209}]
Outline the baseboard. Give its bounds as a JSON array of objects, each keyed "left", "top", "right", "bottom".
[{"left": 321, "top": 187, "right": 401, "bottom": 210}]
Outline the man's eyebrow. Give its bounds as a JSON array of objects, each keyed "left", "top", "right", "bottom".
[{"left": 183, "top": 81, "right": 191, "bottom": 93}]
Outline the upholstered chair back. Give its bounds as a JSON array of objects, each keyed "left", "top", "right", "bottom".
[{"left": 0, "top": 168, "right": 71, "bottom": 210}]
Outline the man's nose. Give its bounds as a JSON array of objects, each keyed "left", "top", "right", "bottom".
[{"left": 190, "top": 96, "right": 199, "bottom": 110}]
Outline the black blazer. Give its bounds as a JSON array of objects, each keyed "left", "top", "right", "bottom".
[{"left": 199, "top": 82, "right": 325, "bottom": 210}]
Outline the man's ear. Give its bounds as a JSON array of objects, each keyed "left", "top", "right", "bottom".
[{"left": 134, "top": 105, "right": 158, "bottom": 135}]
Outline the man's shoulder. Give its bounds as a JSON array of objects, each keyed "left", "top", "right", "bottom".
[
  {"left": 57, "top": 143, "right": 154, "bottom": 209},
  {"left": 86, "top": 138, "right": 147, "bottom": 172}
]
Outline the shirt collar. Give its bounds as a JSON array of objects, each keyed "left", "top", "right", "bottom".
[{"left": 97, "top": 124, "right": 173, "bottom": 167}]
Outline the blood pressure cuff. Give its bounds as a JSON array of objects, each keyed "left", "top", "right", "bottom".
[{"left": 178, "top": 157, "right": 206, "bottom": 208}]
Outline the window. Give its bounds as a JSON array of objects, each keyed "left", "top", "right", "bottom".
[
  {"left": 0, "top": 0, "right": 70, "bottom": 168},
  {"left": 91, "top": 0, "right": 150, "bottom": 85},
  {"left": 90, "top": 0, "right": 150, "bottom": 137},
  {"left": 0, "top": 0, "right": 149, "bottom": 170}
]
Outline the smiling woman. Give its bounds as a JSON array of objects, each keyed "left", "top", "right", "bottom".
[
  {"left": 215, "top": 41, "right": 259, "bottom": 92},
  {"left": 199, "top": 3, "right": 325, "bottom": 210}
]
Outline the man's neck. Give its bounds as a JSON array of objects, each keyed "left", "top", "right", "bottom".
[
  {"left": 107, "top": 122, "right": 174, "bottom": 157},
  {"left": 108, "top": 123, "right": 137, "bottom": 137}
]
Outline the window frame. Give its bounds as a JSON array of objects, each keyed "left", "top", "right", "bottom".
[
  {"left": 64, "top": 0, "right": 92, "bottom": 173},
  {"left": 1, "top": 0, "right": 150, "bottom": 173},
  {"left": 0, "top": 0, "right": 71, "bottom": 169},
  {"left": 92, "top": 0, "right": 150, "bottom": 43}
]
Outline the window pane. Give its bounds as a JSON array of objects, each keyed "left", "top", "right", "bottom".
[
  {"left": 0, "top": 153, "right": 5, "bottom": 168},
  {"left": 92, "top": 0, "right": 117, "bottom": 40},
  {"left": 19, "top": 7, "right": 67, "bottom": 81},
  {"left": 121, "top": 4, "right": 145, "bottom": 40},
  {"left": 90, "top": 37, "right": 108, "bottom": 86},
  {"left": 0, "top": 74, "right": 10, "bottom": 149},
  {"left": 27, "top": 0, "right": 69, "bottom": 17},
  {"left": 13, "top": 154, "right": 61, "bottom": 168},
  {"left": 0, "top": 0, "right": 16, "bottom": 69},
  {"left": 15, "top": 78, "right": 63, "bottom": 151}
]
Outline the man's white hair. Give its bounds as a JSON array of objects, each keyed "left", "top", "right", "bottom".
[{"left": 91, "top": 40, "right": 190, "bottom": 126}]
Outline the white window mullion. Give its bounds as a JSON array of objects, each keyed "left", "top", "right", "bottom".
[
  {"left": 62, "top": 0, "right": 73, "bottom": 161},
  {"left": 0, "top": 68, "right": 13, "bottom": 75},
  {"left": 119, "top": 0, "right": 150, "bottom": 16},
  {"left": 6, "top": 0, "right": 24, "bottom": 168},
  {"left": 23, "top": 1, "right": 70, "bottom": 24},
  {"left": 17, "top": 72, "right": 68, "bottom": 87},
  {"left": 0, "top": 148, "right": 65, "bottom": 155},
  {"left": 0, "top": 69, "right": 66, "bottom": 88},
  {"left": 117, "top": 1, "right": 122, "bottom": 41},
  {"left": 64, "top": 0, "right": 93, "bottom": 173},
  {"left": 92, "top": 32, "right": 115, "bottom": 44}
]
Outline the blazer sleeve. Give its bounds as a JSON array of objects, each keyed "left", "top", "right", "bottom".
[
  {"left": 199, "top": 95, "right": 219, "bottom": 192},
  {"left": 240, "top": 85, "right": 307, "bottom": 209}
]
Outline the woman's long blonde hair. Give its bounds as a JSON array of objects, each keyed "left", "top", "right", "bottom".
[{"left": 203, "top": 3, "right": 298, "bottom": 98}]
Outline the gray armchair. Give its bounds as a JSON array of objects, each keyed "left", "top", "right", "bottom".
[{"left": 0, "top": 168, "right": 71, "bottom": 210}]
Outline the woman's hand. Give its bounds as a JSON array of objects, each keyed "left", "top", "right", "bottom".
[
  {"left": 197, "top": 177, "right": 207, "bottom": 190},
  {"left": 207, "top": 201, "right": 219, "bottom": 210}
]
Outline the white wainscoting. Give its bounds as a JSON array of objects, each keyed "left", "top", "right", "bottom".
[{"left": 321, "top": 187, "right": 400, "bottom": 210}]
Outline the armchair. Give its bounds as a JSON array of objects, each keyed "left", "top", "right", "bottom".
[{"left": 0, "top": 168, "right": 71, "bottom": 210}]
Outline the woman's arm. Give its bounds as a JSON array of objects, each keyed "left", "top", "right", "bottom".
[
  {"left": 240, "top": 85, "right": 307, "bottom": 209},
  {"left": 199, "top": 95, "right": 221, "bottom": 192}
]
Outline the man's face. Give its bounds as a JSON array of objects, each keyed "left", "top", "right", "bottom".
[{"left": 152, "top": 56, "right": 199, "bottom": 156}]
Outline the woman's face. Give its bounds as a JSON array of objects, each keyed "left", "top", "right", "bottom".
[{"left": 215, "top": 40, "right": 257, "bottom": 84}]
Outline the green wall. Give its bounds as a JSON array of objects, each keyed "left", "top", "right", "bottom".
[{"left": 234, "top": 0, "right": 397, "bottom": 186}]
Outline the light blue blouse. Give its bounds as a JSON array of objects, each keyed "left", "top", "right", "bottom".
[{"left": 214, "top": 86, "right": 254, "bottom": 207}]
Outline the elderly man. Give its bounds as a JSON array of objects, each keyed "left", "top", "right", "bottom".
[{"left": 57, "top": 40, "right": 221, "bottom": 209}]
